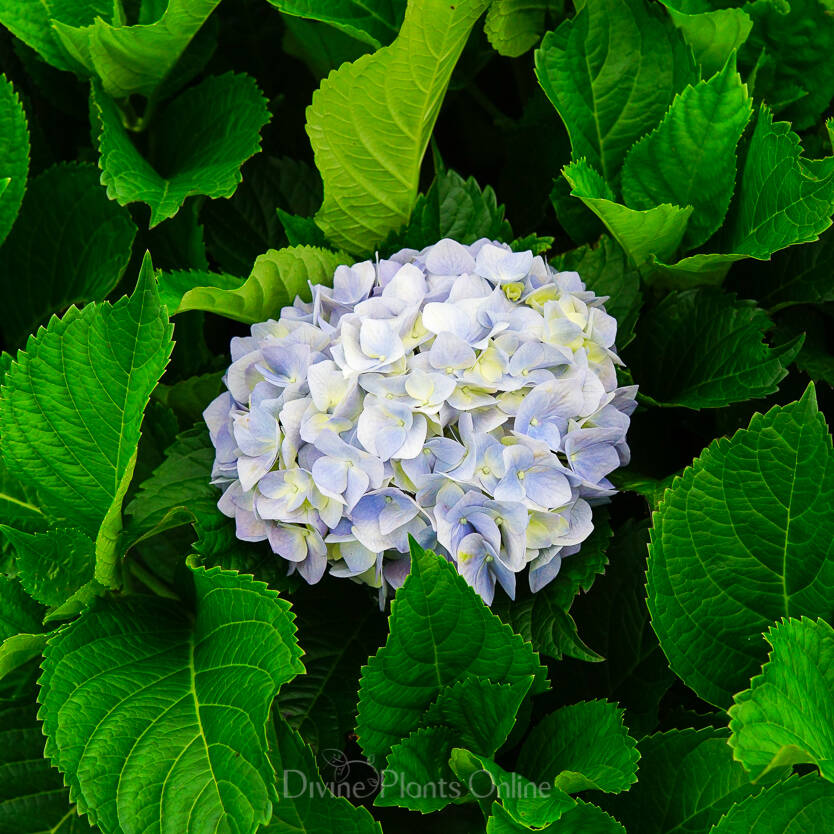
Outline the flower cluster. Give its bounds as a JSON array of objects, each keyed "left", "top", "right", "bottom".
[{"left": 204, "top": 238, "right": 637, "bottom": 604}]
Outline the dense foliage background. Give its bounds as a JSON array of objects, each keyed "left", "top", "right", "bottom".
[{"left": 1, "top": 0, "right": 834, "bottom": 832}]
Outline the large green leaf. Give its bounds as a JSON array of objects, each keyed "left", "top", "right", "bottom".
[
  {"left": 307, "top": 0, "right": 490, "bottom": 254},
  {"left": 0, "top": 75, "right": 29, "bottom": 249},
  {"left": 729, "top": 617, "right": 834, "bottom": 782},
  {"left": 163, "top": 245, "right": 345, "bottom": 323},
  {"left": 625, "top": 288, "right": 802, "bottom": 408},
  {"left": 484, "top": 0, "right": 562, "bottom": 58},
  {"left": 93, "top": 73, "right": 270, "bottom": 227},
  {"left": 515, "top": 700, "right": 639, "bottom": 795},
  {"left": 647, "top": 385, "right": 834, "bottom": 706},
  {"left": 38, "top": 564, "right": 305, "bottom": 834},
  {"left": 534, "top": 0, "right": 695, "bottom": 182},
  {"left": 564, "top": 160, "right": 693, "bottom": 268},
  {"left": 52, "top": 0, "right": 222, "bottom": 99},
  {"left": 0, "top": 526, "right": 94, "bottom": 609},
  {"left": 550, "top": 235, "right": 641, "bottom": 347},
  {"left": 265, "top": 715, "right": 382, "bottom": 833},
  {"left": 266, "top": 0, "right": 405, "bottom": 48},
  {"left": 621, "top": 57, "right": 752, "bottom": 250},
  {"left": 724, "top": 107, "right": 834, "bottom": 259},
  {"left": 0, "top": 255, "right": 174, "bottom": 588},
  {"left": 493, "top": 509, "right": 611, "bottom": 663},
  {"left": 0, "top": 694, "right": 92, "bottom": 834},
  {"left": 0, "top": 163, "right": 136, "bottom": 347},
  {"left": 660, "top": 1, "right": 752, "bottom": 78},
  {"left": 600, "top": 728, "right": 768, "bottom": 834},
  {"left": 356, "top": 539, "right": 548, "bottom": 767},
  {"left": 0, "top": 0, "right": 111, "bottom": 71},
  {"left": 708, "top": 774, "right": 834, "bottom": 834}
]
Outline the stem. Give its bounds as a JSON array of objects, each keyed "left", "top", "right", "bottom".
[{"left": 126, "top": 559, "right": 181, "bottom": 601}]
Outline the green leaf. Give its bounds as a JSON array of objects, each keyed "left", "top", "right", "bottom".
[
  {"left": 377, "top": 725, "right": 462, "bottom": 812},
  {"left": 493, "top": 509, "right": 612, "bottom": 662},
  {"left": 516, "top": 700, "right": 639, "bottom": 794},
  {"left": 708, "top": 774, "right": 834, "bottom": 834},
  {"left": 567, "top": 521, "right": 675, "bottom": 737},
  {"left": 626, "top": 288, "right": 802, "bottom": 408},
  {"left": 307, "top": 0, "right": 490, "bottom": 254},
  {"left": 535, "top": 0, "right": 695, "bottom": 182},
  {"left": 647, "top": 384, "right": 834, "bottom": 707},
  {"left": 622, "top": 57, "right": 752, "bottom": 250},
  {"left": 452, "top": 749, "right": 576, "bottom": 827},
  {"left": 0, "top": 75, "right": 29, "bottom": 249},
  {"left": 38, "top": 563, "right": 305, "bottom": 834},
  {"left": 166, "top": 245, "right": 344, "bottom": 323},
  {"left": 600, "top": 728, "right": 769, "bottom": 834},
  {"left": 124, "top": 426, "right": 216, "bottom": 532},
  {"left": 0, "top": 163, "right": 136, "bottom": 347},
  {"left": 661, "top": 2, "right": 752, "bottom": 78},
  {"left": 201, "top": 155, "right": 322, "bottom": 275},
  {"left": 564, "top": 159, "right": 693, "bottom": 268},
  {"left": 484, "top": 0, "right": 563, "bottom": 58},
  {"left": 488, "top": 800, "right": 626, "bottom": 833},
  {"left": 0, "top": 695, "right": 91, "bottom": 834},
  {"left": 0, "top": 0, "right": 112, "bottom": 71},
  {"left": 380, "top": 169, "right": 513, "bottom": 254},
  {"left": 648, "top": 251, "right": 745, "bottom": 289},
  {"left": 421, "top": 676, "right": 533, "bottom": 755},
  {"left": 276, "top": 579, "right": 386, "bottom": 754},
  {"left": 0, "top": 254, "right": 174, "bottom": 588},
  {"left": 725, "top": 106, "right": 834, "bottom": 259},
  {"left": 0, "top": 457, "right": 45, "bottom": 534},
  {"left": 0, "top": 526, "right": 94, "bottom": 609},
  {"left": 550, "top": 235, "right": 642, "bottom": 347},
  {"left": 265, "top": 715, "right": 383, "bottom": 833},
  {"left": 157, "top": 270, "right": 244, "bottom": 313},
  {"left": 93, "top": 72, "right": 270, "bottom": 227},
  {"left": 52, "top": 0, "right": 222, "bottom": 99},
  {"left": 356, "top": 539, "right": 548, "bottom": 767},
  {"left": 265, "top": 0, "right": 405, "bottom": 48},
  {"left": 277, "top": 209, "right": 328, "bottom": 248},
  {"left": 729, "top": 617, "right": 834, "bottom": 782}
]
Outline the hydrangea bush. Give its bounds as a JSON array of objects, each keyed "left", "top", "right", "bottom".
[
  {"left": 206, "top": 238, "right": 636, "bottom": 602},
  {"left": 1, "top": 0, "right": 834, "bottom": 832}
]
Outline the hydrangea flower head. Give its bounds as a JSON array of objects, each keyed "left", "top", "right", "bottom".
[{"left": 205, "top": 238, "right": 637, "bottom": 605}]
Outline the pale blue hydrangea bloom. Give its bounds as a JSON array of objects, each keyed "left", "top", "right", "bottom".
[{"left": 205, "top": 238, "right": 637, "bottom": 605}]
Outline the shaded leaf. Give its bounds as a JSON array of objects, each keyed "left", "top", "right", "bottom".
[
  {"left": 516, "top": 700, "right": 639, "bottom": 795},
  {"left": 0, "top": 74, "right": 29, "bottom": 249},
  {"left": 0, "top": 163, "right": 136, "bottom": 347},
  {"left": 626, "top": 288, "right": 802, "bottom": 408}
]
